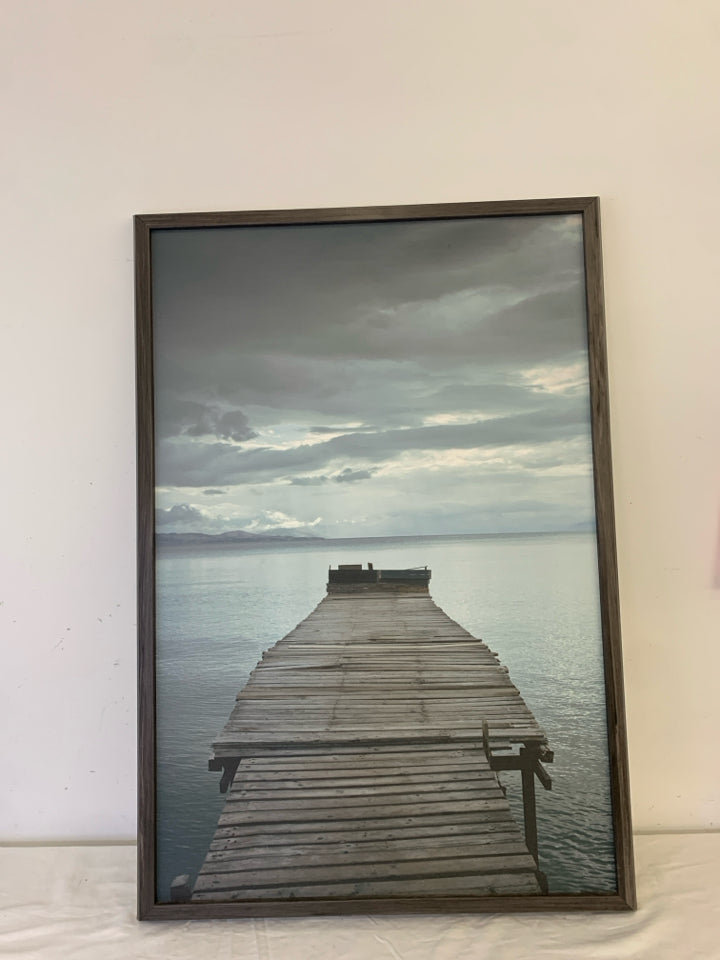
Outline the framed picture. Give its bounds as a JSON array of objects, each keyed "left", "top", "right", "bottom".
[{"left": 135, "top": 198, "right": 635, "bottom": 918}]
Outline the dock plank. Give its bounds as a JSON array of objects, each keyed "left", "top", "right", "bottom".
[{"left": 191, "top": 580, "right": 550, "bottom": 902}]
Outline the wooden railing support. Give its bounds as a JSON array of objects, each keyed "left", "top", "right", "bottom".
[
  {"left": 521, "top": 762, "right": 539, "bottom": 862},
  {"left": 485, "top": 736, "right": 553, "bottom": 869},
  {"left": 208, "top": 757, "right": 239, "bottom": 793}
]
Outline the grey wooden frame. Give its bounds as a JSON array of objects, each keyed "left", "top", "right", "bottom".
[{"left": 135, "top": 197, "right": 635, "bottom": 919}]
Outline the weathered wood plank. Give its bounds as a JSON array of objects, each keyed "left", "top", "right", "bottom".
[
  {"left": 192, "top": 582, "right": 550, "bottom": 901},
  {"left": 211, "top": 811, "right": 517, "bottom": 842},
  {"left": 207, "top": 832, "right": 524, "bottom": 859},
  {"left": 224, "top": 783, "right": 504, "bottom": 802},
  {"left": 202, "top": 840, "right": 531, "bottom": 873},
  {"left": 217, "top": 798, "right": 510, "bottom": 825},
  {"left": 238, "top": 750, "right": 490, "bottom": 767},
  {"left": 210, "top": 821, "right": 522, "bottom": 850},
  {"left": 192, "top": 871, "right": 540, "bottom": 900},
  {"left": 235, "top": 688, "right": 518, "bottom": 699},
  {"left": 195, "top": 852, "right": 538, "bottom": 891},
  {"left": 237, "top": 747, "right": 491, "bottom": 758},
  {"left": 232, "top": 769, "right": 496, "bottom": 786},
  {"left": 216, "top": 741, "right": 498, "bottom": 753}
]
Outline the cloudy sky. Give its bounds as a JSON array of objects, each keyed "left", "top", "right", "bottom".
[{"left": 151, "top": 213, "right": 596, "bottom": 538}]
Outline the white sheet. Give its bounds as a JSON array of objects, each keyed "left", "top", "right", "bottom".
[{"left": 1, "top": 834, "right": 718, "bottom": 959}]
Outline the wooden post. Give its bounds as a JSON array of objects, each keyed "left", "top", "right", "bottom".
[
  {"left": 208, "top": 757, "right": 239, "bottom": 793},
  {"left": 486, "top": 744, "right": 551, "bottom": 866},
  {"left": 481, "top": 720, "right": 490, "bottom": 761},
  {"left": 521, "top": 761, "right": 539, "bottom": 864}
]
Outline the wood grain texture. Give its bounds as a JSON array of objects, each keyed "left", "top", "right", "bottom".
[
  {"left": 189, "top": 589, "right": 547, "bottom": 902},
  {"left": 195, "top": 747, "right": 541, "bottom": 901},
  {"left": 210, "top": 593, "right": 549, "bottom": 760},
  {"left": 582, "top": 199, "right": 636, "bottom": 909},
  {"left": 135, "top": 197, "right": 635, "bottom": 917},
  {"left": 134, "top": 215, "right": 157, "bottom": 921},
  {"left": 134, "top": 197, "right": 598, "bottom": 231}
]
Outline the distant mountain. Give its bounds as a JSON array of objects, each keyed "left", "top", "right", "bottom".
[
  {"left": 156, "top": 529, "right": 325, "bottom": 546},
  {"left": 566, "top": 520, "right": 596, "bottom": 532}
]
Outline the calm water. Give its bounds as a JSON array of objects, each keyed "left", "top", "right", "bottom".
[{"left": 155, "top": 533, "right": 616, "bottom": 900}]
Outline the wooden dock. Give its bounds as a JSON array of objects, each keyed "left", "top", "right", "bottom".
[{"left": 189, "top": 566, "right": 553, "bottom": 902}]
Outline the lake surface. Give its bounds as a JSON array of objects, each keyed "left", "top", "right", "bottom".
[{"left": 155, "top": 532, "right": 616, "bottom": 900}]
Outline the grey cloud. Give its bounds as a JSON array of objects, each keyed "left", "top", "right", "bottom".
[
  {"left": 157, "top": 346, "right": 585, "bottom": 439},
  {"left": 153, "top": 280, "right": 586, "bottom": 418},
  {"left": 151, "top": 214, "right": 587, "bottom": 421},
  {"left": 423, "top": 379, "right": 585, "bottom": 418},
  {"left": 333, "top": 468, "right": 377, "bottom": 483},
  {"left": 158, "top": 400, "right": 257, "bottom": 443},
  {"left": 289, "top": 475, "right": 329, "bottom": 486},
  {"left": 289, "top": 468, "right": 377, "bottom": 485},
  {"left": 203, "top": 488, "right": 226, "bottom": 495},
  {"left": 190, "top": 408, "right": 257, "bottom": 443},
  {"left": 156, "top": 503, "right": 206, "bottom": 526},
  {"left": 381, "top": 500, "right": 595, "bottom": 537},
  {"left": 309, "top": 424, "right": 377, "bottom": 435},
  {"left": 152, "top": 216, "right": 583, "bottom": 359},
  {"left": 149, "top": 213, "right": 596, "bottom": 536},
  {"left": 156, "top": 403, "right": 589, "bottom": 488}
]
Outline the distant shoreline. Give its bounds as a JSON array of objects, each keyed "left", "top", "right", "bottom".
[{"left": 156, "top": 528, "right": 595, "bottom": 549}]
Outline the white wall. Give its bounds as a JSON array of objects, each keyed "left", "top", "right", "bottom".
[{"left": 2, "top": 0, "right": 719, "bottom": 842}]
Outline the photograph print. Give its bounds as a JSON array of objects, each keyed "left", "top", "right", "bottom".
[{"left": 135, "top": 198, "right": 634, "bottom": 917}]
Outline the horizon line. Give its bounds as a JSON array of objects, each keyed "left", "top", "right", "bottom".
[{"left": 156, "top": 526, "right": 595, "bottom": 542}]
